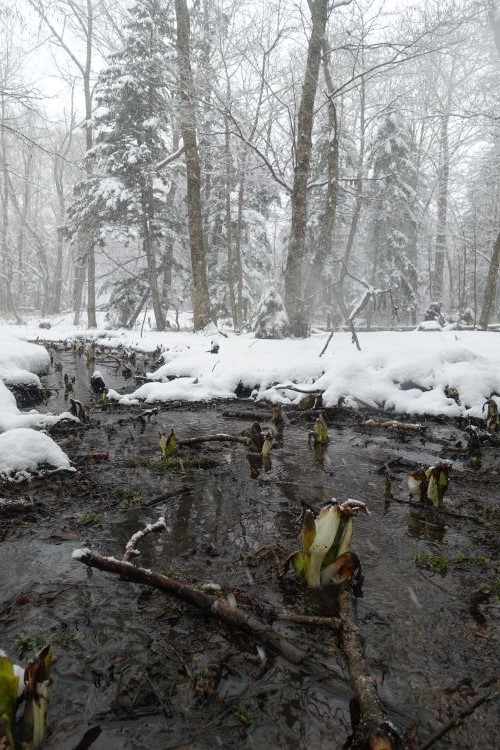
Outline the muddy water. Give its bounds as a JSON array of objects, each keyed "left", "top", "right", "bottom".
[{"left": 1, "top": 348, "right": 499, "bottom": 749}]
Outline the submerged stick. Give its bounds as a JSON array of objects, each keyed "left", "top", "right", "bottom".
[
  {"left": 339, "top": 586, "right": 403, "bottom": 749},
  {"left": 417, "top": 690, "right": 498, "bottom": 750},
  {"left": 178, "top": 434, "right": 250, "bottom": 447},
  {"left": 73, "top": 549, "right": 307, "bottom": 666}
]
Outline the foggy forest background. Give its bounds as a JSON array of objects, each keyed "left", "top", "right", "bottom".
[{"left": 1, "top": 0, "right": 500, "bottom": 337}]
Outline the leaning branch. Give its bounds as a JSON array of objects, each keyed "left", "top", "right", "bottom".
[{"left": 155, "top": 144, "right": 186, "bottom": 172}]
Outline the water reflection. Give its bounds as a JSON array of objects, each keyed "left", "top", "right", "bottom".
[
  {"left": 247, "top": 453, "right": 272, "bottom": 478},
  {"left": 406, "top": 511, "right": 447, "bottom": 543}
]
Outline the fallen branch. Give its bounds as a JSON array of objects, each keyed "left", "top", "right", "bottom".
[
  {"left": 390, "top": 496, "right": 486, "bottom": 525},
  {"left": 339, "top": 585, "right": 403, "bottom": 749},
  {"left": 277, "top": 612, "right": 341, "bottom": 629},
  {"left": 361, "top": 419, "right": 422, "bottom": 432},
  {"left": 73, "top": 548, "right": 309, "bottom": 667},
  {"left": 177, "top": 434, "right": 250, "bottom": 447},
  {"left": 275, "top": 384, "right": 324, "bottom": 395},
  {"left": 222, "top": 410, "right": 272, "bottom": 421},
  {"left": 417, "top": 690, "right": 498, "bottom": 750}
]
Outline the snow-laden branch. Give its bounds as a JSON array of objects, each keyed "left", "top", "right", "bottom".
[{"left": 155, "top": 144, "right": 186, "bottom": 172}]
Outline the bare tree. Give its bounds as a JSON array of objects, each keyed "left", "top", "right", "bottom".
[{"left": 174, "top": 0, "right": 211, "bottom": 330}]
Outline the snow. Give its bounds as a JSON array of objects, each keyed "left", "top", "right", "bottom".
[
  {"left": 0, "top": 428, "right": 74, "bottom": 481},
  {"left": 2, "top": 320, "right": 500, "bottom": 423},
  {"left": 0, "top": 330, "right": 76, "bottom": 478}
]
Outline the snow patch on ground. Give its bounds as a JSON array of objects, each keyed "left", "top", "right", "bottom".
[
  {"left": 0, "top": 428, "right": 74, "bottom": 481},
  {"left": 0, "top": 331, "right": 75, "bottom": 478}
]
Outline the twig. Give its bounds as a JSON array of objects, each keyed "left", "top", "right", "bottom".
[
  {"left": 277, "top": 612, "right": 341, "bottom": 629},
  {"left": 417, "top": 691, "right": 499, "bottom": 750},
  {"left": 319, "top": 331, "right": 334, "bottom": 358},
  {"left": 390, "top": 496, "right": 487, "bottom": 525},
  {"left": 274, "top": 384, "right": 324, "bottom": 395},
  {"left": 123, "top": 518, "right": 167, "bottom": 562}
]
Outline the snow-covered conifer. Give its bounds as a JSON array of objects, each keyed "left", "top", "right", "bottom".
[
  {"left": 67, "top": 0, "right": 176, "bottom": 330},
  {"left": 252, "top": 287, "right": 290, "bottom": 339}
]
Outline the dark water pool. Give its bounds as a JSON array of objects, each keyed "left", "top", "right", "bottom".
[{"left": 1, "top": 347, "right": 499, "bottom": 749}]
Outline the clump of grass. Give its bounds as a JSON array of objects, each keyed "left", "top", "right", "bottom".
[
  {"left": 151, "top": 457, "right": 219, "bottom": 472},
  {"left": 489, "top": 579, "right": 500, "bottom": 601},
  {"left": 415, "top": 549, "right": 448, "bottom": 575},
  {"left": 117, "top": 488, "right": 144, "bottom": 508},
  {"left": 15, "top": 633, "right": 45, "bottom": 660},
  {"left": 53, "top": 629, "right": 82, "bottom": 648},
  {"left": 76, "top": 511, "right": 104, "bottom": 526}
]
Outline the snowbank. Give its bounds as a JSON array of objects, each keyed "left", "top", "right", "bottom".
[
  {"left": 0, "top": 428, "right": 74, "bottom": 481},
  {"left": 2, "top": 321, "right": 500, "bottom": 421},
  {"left": 0, "top": 331, "right": 75, "bottom": 478}
]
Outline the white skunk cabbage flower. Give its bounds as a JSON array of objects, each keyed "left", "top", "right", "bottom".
[{"left": 293, "top": 499, "right": 367, "bottom": 588}]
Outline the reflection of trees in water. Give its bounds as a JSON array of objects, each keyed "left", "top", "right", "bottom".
[{"left": 406, "top": 511, "right": 447, "bottom": 543}]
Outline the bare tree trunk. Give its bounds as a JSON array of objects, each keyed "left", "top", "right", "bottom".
[
  {"left": 284, "top": 0, "right": 328, "bottom": 336},
  {"left": 84, "top": 21, "right": 97, "bottom": 328},
  {"left": 305, "top": 51, "right": 340, "bottom": 309},
  {"left": 141, "top": 180, "right": 165, "bottom": 331},
  {"left": 73, "top": 257, "right": 86, "bottom": 325},
  {"left": 175, "top": 0, "right": 211, "bottom": 330},
  {"left": 432, "top": 111, "right": 450, "bottom": 303},
  {"left": 478, "top": 227, "right": 500, "bottom": 328},
  {"left": 224, "top": 115, "right": 237, "bottom": 325},
  {"left": 0, "top": 92, "right": 10, "bottom": 314}
]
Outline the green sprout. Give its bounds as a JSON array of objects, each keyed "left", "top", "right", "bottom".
[
  {"left": 76, "top": 512, "right": 104, "bottom": 526},
  {"left": 415, "top": 550, "right": 448, "bottom": 575},
  {"left": 158, "top": 429, "right": 177, "bottom": 458}
]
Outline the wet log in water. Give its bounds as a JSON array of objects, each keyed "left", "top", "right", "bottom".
[{"left": 339, "top": 586, "right": 404, "bottom": 749}]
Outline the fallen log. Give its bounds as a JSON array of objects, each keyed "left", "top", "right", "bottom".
[
  {"left": 177, "top": 433, "right": 250, "bottom": 447},
  {"left": 339, "top": 585, "right": 404, "bottom": 749}
]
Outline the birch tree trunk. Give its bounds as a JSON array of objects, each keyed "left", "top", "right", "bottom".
[{"left": 175, "top": 0, "right": 211, "bottom": 330}]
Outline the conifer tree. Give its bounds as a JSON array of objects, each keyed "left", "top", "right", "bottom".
[
  {"left": 369, "top": 113, "right": 419, "bottom": 323},
  {"left": 67, "top": 0, "right": 174, "bottom": 330}
]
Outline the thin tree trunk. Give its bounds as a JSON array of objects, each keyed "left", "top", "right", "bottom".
[
  {"left": 284, "top": 0, "right": 328, "bottom": 337},
  {"left": 478, "top": 227, "right": 500, "bottom": 328},
  {"left": 175, "top": 0, "right": 211, "bottom": 330},
  {"left": 432, "top": 112, "right": 450, "bottom": 302},
  {"left": 73, "top": 258, "right": 86, "bottom": 325},
  {"left": 224, "top": 115, "right": 237, "bottom": 325},
  {"left": 0, "top": 93, "right": 10, "bottom": 313},
  {"left": 142, "top": 180, "right": 165, "bottom": 331}
]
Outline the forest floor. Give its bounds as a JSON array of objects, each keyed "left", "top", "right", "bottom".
[{"left": 0, "top": 347, "right": 499, "bottom": 750}]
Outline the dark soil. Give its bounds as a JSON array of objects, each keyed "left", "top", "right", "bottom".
[{"left": 0, "top": 346, "right": 499, "bottom": 750}]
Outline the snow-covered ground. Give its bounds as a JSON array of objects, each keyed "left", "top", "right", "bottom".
[
  {"left": 0, "top": 330, "right": 75, "bottom": 479},
  {"left": 1, "top": 317, "right": 500, "bottom": 478}
]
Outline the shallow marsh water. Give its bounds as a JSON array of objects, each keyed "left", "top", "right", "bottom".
[{"left": 0, "top": 347, "right": 499, "bottom": 749}]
